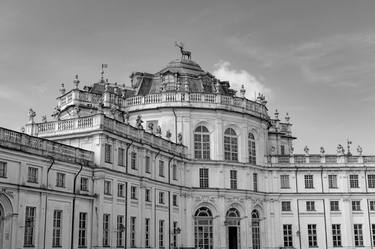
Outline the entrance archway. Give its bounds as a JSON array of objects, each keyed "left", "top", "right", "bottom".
[
  {"left": 0, "top": 193, "right": 14, "bottom": 249},
  {"left": 226, "top": 208, "right": 240, "bottom": 249},
  {"left": 194, "top": 207, "right": 213, "bottom": 249},
  {"left": 251, "top": 210, "right": 260, "bottom": 249}
]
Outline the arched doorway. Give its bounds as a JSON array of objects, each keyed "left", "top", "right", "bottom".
[
  {"left": 0, "top": 193, "right": 14, "bottom": 249},
  {"left": 194, "top": 207, "right": 213, "bottom": 249},
  {"left": 251, "top": 210, "right": 260, "bottom": 249},
  {"left": 225, "top": 208, "right": 240, "bottom": 249}
]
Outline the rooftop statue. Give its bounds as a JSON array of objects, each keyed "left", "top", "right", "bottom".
[{"left": 175, "top": 41, "right": 191, "bottom": 60}]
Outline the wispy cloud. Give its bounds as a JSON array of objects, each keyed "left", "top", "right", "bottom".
[{"left": 213, "top": 60, "right": 270, "bottom": 99}]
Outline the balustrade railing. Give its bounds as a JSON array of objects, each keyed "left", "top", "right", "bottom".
[{"left": 269, "top": 154, "right": 374, "bottom": 166}]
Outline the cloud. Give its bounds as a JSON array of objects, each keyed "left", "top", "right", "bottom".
[
  {"left": 227, "top": 32, "right": 375, "bottom": 88},
  {"left": 213, "top": 60, "right": 270, "bottom": 99}
]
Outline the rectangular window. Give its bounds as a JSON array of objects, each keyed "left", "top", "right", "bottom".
[
  {"left": 173, "top": 194, "right": 178, "bottom": 207},
  {"left": 145, "top": 218, "right": 150, "bottom": 247},
  {"left": 78, "top": 212, "right": 87, "bottom": 247},
  {"left": 145, "top": 189, "right": 151, "bottom": 202},
  {"left": 328, "top": 175, "right": 338, "bottom": 188},
  {"left": 350, "top": 174, "right": 359, "bottom": 188},
  {"left": 118, "top": 148, "right": 124, "bottom": 166},
  {"left": 159, "top": 160, "right": 164, "bottom": 177},
  {"left": 199, "top": 168, "right": 209, "bottom": 188},
  {"left": 159, "top": 220, "right": 164, "bottom": 248},
  {"left": 172, "top": 164, "right": 177, "bottom": 180},
  {"left": 104, "top": 181, "right": 111, "bottom": 195},
  {"left": 368, "top": 174, "right": 375, "bottom": 188},
  {"left": 117, "top": 215, "right": 124, "bottom": 247},
  {"left": 332, "top": 224, "right": 342, "bottom": 247},
  {"left": 130, "top": 217, "right": 136, "bottom": 248},
  {"left": 372, "top": 224, "right": 375, "bottom": 247},
  {"left": 280, "top": 175, "right": 290, "bottom": 189},
  {"left": 24, "top": 206, "right": 36, "bottom": 247},
  {"left": 305, "top": 175, "right": 314, "bottom": 189},
  {"left": 56, "top": 172, "right": 65, "bottom": 188},
  {"left": 370, "top": 200, "right": 375, "bottom": 211},
  {"left": 145, "top": 156, "right": 151, "bottom": 173},
  {"left": 131, "top": 152, "right": 137, "bottom": 170},
  {"left": 28, "top": 167, "right": 38, "bottom": 183},
  {"left": 306, "top": 201, "right": 315, "bottom": 211},
  {"left": 253, "top": 173, "right": 258, "bottom": 192},
  {"left": 52, "top": 210, "right": 63, "bottom": 247},
  {"left": 281, "top": 201, "right": 291, "bottom": 212},
  {"left": 118, "top": 183, "right": 125, "bottom": 197},
  {"left": 330, "top": 201, "right": 339, "bottom": 211},
  {"left": 230, "top": 170, "right": 237, "bottom": 189},
  {"left": 173, "top": 221, "right": 178, "bottom": 248},
  {"left": 283, "top": 224, "right": 293, "bottom": 247},
  {"left": 103, "top": 214, "right": 110, "bottom": 247},
  {"left": 104, "top": 143, "right": 112, "bottom": 163},
  {"left": 307, "top": 224, "right": 317, "bottom": 247},
  {"left": 281, "top": 145, "right": 285, "bottom": 155},
  {"left": 354, "top": 224, "right": 364, "bottom": 247},
  {"left": 131, "top": 186, "right": 137, "bottom": 200},
  {"left": 0, "top": 161, "right": 7, "bottom": 177},
  {"left": 352, "top": 200, "right": 361, "bottom": 211},
  {"left": 159, "top": 191, "right": 165, "bottom": 204},
  {"left": 80, "top": 177, "right": 88, "bottom": 191}
]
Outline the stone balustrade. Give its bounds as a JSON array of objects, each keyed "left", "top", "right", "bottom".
[
  {"left": 0, "top": 127, "right": 94, "bottom": 165},
  {"left": 28, "top": 114, "right": 185, "bottom": 157},
  {"left": 58, "top": 89, "right": 269, "bottom": 121},
  {"left": 267, "top": 154, "right": 375, "bottom": 166}
]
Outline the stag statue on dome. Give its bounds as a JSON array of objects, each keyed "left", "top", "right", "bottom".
[{"left": 175, "top": 41, "right": 191, "bottom": 60}]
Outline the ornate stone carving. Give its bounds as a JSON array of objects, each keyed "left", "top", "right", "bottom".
[
  {"left": 304, "top": 145, "right": 309, "bottom": 156},
  {"left": 175, "top": 41, "right": 191, "bottom": 60},
  {"left": 156, "top": 125, "right": 162, "bottom": 136},
  {"left": 320, "top": 146, "right": 325, "bottom": 155},
  {"left": 166, "top": 130, "right": 172, "bottom": 140},
  {"left": 51, "top": 106, "right": 61, "bottom": 120},
  {"left": 136, "top": 115, "right": 143, "bottom": 129},
  {"left": 73, "top": 74, "right": 80, "bottom": 89},
  {"left": 337, "top": 144, "right": 345, "bottom": 155},
  {"left": 177, "top": 133, "right": 183, "bottom": 144},
  {"left": 28, "top": 108, "right": 36, "bottom": 123},
  {"left": 357, "top": 145, "right": 363, "bottom": 156},
  {"left": 148, "top": 122, "right": 154, "bottom": 133},
  {"left": 41, "top": 115, "right": 47, "bottom": 123}
]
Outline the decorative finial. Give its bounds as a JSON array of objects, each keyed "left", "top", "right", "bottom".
[
  {"left": 320, "top": 146, "right": 325, "bottom": 155},
  {"left": 101, "top": 64, "right": 108, "bottom": 83},
  {"left": 357, "top": 145, "right": 363, "bottom": 156},
  {"left": 274, "top": 109, "right": 279, "bottom": 120},
  {"left": 177, "top": 133, "right": 183, "bottom": 144},
  {"left": 240, "top": 84, "right": 246, "bottom": 98},
  {"left": 285, "top": 113, "right": 290, "bottom": 123},
  {"left": 59, "top": 83, "right": 66, "bottom": 95},
  {"left": 156, "top": 125, "right": 162, "bottom": 136},
  {"left": 337, "top": 144, "right": 345, "bottom": 155},
  {"left": 41, "top": 115, "right": 47, "bottom": 123},
  {"left": 28, "top": 108, "right": 36, "bottom": 123},
  {"left": 136, "top": 115, "right": 143, "bottom": 129},
  {"left": 174, "top": 41, "right": 191, "bottom": 60},
  {"left": 73, "top": 75, "right": 80, "bottom": 89}
]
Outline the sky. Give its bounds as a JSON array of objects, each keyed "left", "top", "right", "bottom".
[{"left": 1, "top": 0, "right": 375, "bottom": 154}]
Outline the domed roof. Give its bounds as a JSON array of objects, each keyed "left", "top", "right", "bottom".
[{"left": 159, "top": 58, "right": 204, "bottom": 75}]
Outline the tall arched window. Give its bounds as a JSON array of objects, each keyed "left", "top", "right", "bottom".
[
  {"left": 251, "top": 210, "right": 260, "bottom": 249},
  {"left": 194, "top": 126, "right": 210, "bottom": 160},
  {"left": 248, "top": 133, "right": 256, "bottom": 164},
  {"left": 224, "top": 128, "right": 238, "bottom": 161},
  {"left": 194, "top": 207, "right": 213, "bottom": 249}
]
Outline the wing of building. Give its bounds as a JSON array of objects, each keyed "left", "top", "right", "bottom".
[{"left": 0, "top": 55, "right": 374, "bottom": 249}]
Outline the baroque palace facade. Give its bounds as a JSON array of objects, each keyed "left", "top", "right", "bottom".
[{"left": 1, "top": 54, "right": 375, "bottom": 249}]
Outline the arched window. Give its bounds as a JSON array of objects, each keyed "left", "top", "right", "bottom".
[
  {"left": 163, "top": 74, "right": 177, "bottom": 91},
  {"left": 194, "top": 126, "right": 210, "bottom": 160},
  {"left": 226, "top": 208, "right": 240, "bottom": 218},
  {"left": 194, "top": 207, "right": 213, "bottom": 249},
  {"left": 224, "top": 128, "right": 238, "bottom": 161},
  {"left": 252, "top": 210, "right": 260, "bottom": 249},
  {"left": 248, "top": 133, "right": 256, "bottom": 164}
]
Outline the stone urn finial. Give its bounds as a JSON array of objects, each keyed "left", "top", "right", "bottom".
[
  {"left": 320, "top": 146, "right": 325, "bottom": 155},
  {"left": 73, "top": 74, "right": 80, "bottom": 89},
  {"left": 240, "top": 84, "right": 246, "bottom": 98},
  {"left": 274, "top": 109, "right": 279, "bottom": 120},
  {"left": 59, "top": 83, "right": 66, "bottom": 95},
  {"left": 285, "top": 113, "right": 290, "bottom": 123}
]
